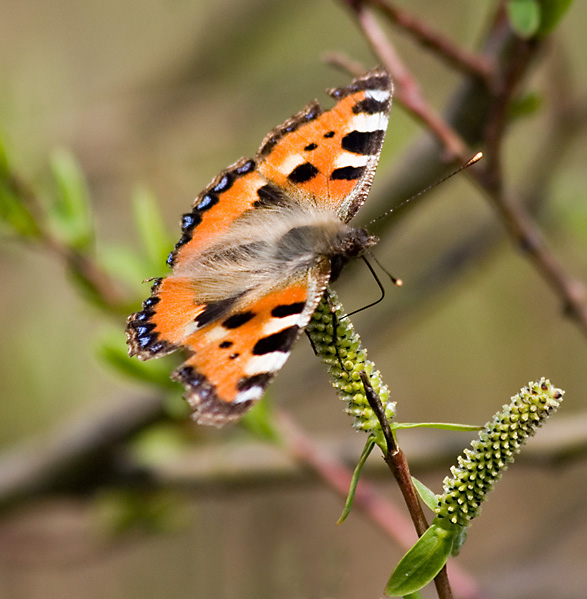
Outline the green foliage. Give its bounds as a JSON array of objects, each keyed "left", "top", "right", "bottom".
[
  {"left": 436, "top": 379, "right": 563, "bottom": 526},
  {"left": 132, "top": 185, "right": 174, "bottom": 272},
  {"left": 47, "top": 148, "right": 94, "bottom": 251},
  {"left": 0, "top": 136, "right": 40, "bottom": 238},
  {"left": 507, "top": 0, "right": 541, "bottom": 37},
  {"left": 537, "top": 0, "right": 574, "bottom": 35},
  {"left": 94, "top": 488, "right": 191, "bottom": 535},
  {"left": 411, "top": 477, "right": 439, "bottom": 512},
  {"left": 338, "top": 436, "right": 376, "bottom": 524},
  {"left": 385, "top": 519, "right": 462, "bottom": 597},
  {"left": 97, "top": 327, "right": 178, "bottom": 389},
  {"left": 98, "top": 242, "right": 154, "bottom": 296},
  {"left": 391, "top": 422, "right": 481, "bottom": 432},
  {"left": 306, "top": 291, "right": 395, "bottom": 436},
  {"left": 507, "top": 0, "right": 573, "bottom": 38},
  {"left": 241, "top": 391, "right": 281, "bottom": 442},
  {"left": 509, "top": 91, "right": 543, "bottom": 121},
  {"left": 130, "top": 423, "right": 191, "bottom": 466}
]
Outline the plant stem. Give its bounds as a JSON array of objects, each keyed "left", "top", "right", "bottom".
[{"left": 360, "top": 372, "right": 454, "bottom": 599}]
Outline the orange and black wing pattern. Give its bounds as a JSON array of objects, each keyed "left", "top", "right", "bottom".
[
  {"left": 126, "top": 68, "right": 391, "bottom": 426},
  {"left": 256, "top": 67, "right": 391, "bottom": 222}
]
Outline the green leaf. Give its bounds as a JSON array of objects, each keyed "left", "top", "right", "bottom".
[
  {"left": 130, "top": 424, "right": 190, "bottom": 467},
  {"left": 96, "top": 328, "right": 177, "bottom": 389},
  {"left": 507, "top": 0, "right": 541, "bottom": 37},
  {"left": 241, "top": 392, "right": 280, "bottom": 442},
  {"left": 509, "top": 91, "right": 543, "bottom": 121},
  {"left": 132, "top": 185, "right": 173, "bottom": 271},
  {"left": 0, "top": 184, "right": 40, "bottom": 238},
  {"left": 0, "top": 133, "right": 10, "bottom": 179},
  {"left": 537, "top": 0, "right": 573, "bottom": 35},
  {"left": 98, "top": 242, "right": 156, "bottom": 294},
  {"left": 338, "top": 436, "right": 376, "bottom": 524},
  {"left": 451, "top": 526, "right": 468, "bottom": 557},
  {"left": 48, "top": 148, "right": 94, "bottom": 250},
  {"left": 385, "top": 521, "right": 460, "bottom": 596},
  {"left": 0, "top": 136, "right": 40, "bottom": 238},
  {"left": 411, "top": 477, "right": 439, "bottom": 512},
  {"left": 94, "top": 488, "right": 190, "bottom": 535}
]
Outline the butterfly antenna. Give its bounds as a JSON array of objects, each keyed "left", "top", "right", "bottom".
[
  {"left": 341, "top": 256, "right": 400, "bottom": 320},
  {"left": 368, "top": 251, "right": 403, "bottom": 288},
  {"left": 368, "top": 152, "right": 483, "bottom": 226}
]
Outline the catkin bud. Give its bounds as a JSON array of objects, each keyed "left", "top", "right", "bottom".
[
  {"left": 436, "top": 378, "right": 563, "bottom": 526},
  {"left": 306, "top": 291, "right": 395, "bottom": 432}
]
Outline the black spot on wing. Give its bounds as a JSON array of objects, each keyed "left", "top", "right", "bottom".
[
  {"left": 237, "top": 372, "right": 272, "bottom": 391},
  {"left": 194, "top": 193, "right": 219, "bottom": 212},
  {"left": 304, "top": 142, "right": 318, "bottom": 151},
  {"left": 143, "top": 296, "right": 160, "bottom": 309},
  {"left": 252, "top": 326, "right": 299, "bottom": 355},
  {"left": 254, "top": 183, "right": 290, "bottom": 208},
  {"left": 271, "top": 302, "right": 305, "bottom": 318},
  {"left": 236, "top": 159, "right": 256, "bottom": 175},
  {"left": 133, "top": 308, "right": 155, "bottom": 322},
  {"left": 324, "top": 130, "right": 335, "bottom": 138},
  {"left": 341, "top": 130, "right": 386, "bottom": 155},
  {"left": 352, "top": 97, "right": 388, "bottom": 115},
  {"left": 288, "top": 162, "right": 319, "bottom": 184},
  {"left": 126, "top": 316, "right": 177, "bottom": 359},
  {"left": 212, "top": 172, "right": 233, "bottom": 194},
  {"left": 222, "top": 311, "right": 255, "bottom": 329},
  {"left": 258, "top": 101, "right": 323, "bottom": 157},
  {"left": 331, "top": 166, "right": 365, "bottom": 180},
  {"left": 181, "top": 212, "right": 202, "bottom": 232},
  {"left": 127, "top": 320, "right": 156, "bottom": 336},
  {"left": 195, "top": 296, "right": 242, "bottom": 328},
  {"left": 219, "top": 340, "right": 233, "bottom": 349}
]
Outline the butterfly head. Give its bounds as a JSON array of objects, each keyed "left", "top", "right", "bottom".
[{"left": 329, "top": 226, "right": 378, "bottom": 282}]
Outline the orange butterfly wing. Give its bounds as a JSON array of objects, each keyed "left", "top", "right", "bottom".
[{"left": 126, "top": 68, "right": 392, "bottom": 426}]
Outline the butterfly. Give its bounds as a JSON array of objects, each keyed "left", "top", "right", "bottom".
[{"left": 126, "top": 67, "right": 392, "bottom": 426}]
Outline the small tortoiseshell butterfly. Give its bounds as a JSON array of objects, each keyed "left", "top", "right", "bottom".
[{"left": 126, "top": 67, "right": 392, "bottom": 426}]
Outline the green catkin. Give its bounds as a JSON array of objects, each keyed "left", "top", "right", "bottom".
[
  {"left": 436, "top": 378, "right": 564, "bottom": 526},
  {"left": 306, "top": 290, "right": 395, "bottom": 432}
]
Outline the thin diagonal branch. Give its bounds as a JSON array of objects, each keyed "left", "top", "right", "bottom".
[
  {"left": 368, "top": 0, "right": 494, "bottom": 84},
  {"left": 342, "top": 0, "right": 587, "bottom": 338},
  {"left": 349, "top": 2, "right": 469, "bottom": 160},
  {"left": 361, "top": 372, "right": 454, "bottom": 599}
]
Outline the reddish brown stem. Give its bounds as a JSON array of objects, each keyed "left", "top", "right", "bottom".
[
  {"left": 276, "top": 410, "right": 479, "bottom": 598},
  {"left": 360, "top": 372, "right": 454, "bottom": 599},
  {"left": 351, "top": 3, "right": 469, "bottom": 160},
  {"left": 369, "top": 0, "right": 494, "bottom": 85}
]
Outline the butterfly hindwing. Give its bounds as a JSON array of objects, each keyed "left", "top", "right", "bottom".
[{"left": 171, "top": 269, "right": 329, "bottom": 425}]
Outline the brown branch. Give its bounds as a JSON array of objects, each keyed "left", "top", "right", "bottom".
[
  {"left": 368, "top": 0, "right": 494, "bottom": 85},
  {"left": 349, "top": 2, "right": 469, "bottom": 160},
  {"left": 41, "top": 231, "right": 127, "bottom": 311},
  {"left": 275, "top": 410, "right": 478, "bottom": 599},
  {"left": 342, "top": 0, "right": 587, "bottom": 338},
  {"left": 361, "top": 372, "right": 454, "bottom": 599},
  {"left": 0, "top": 395, "right": 166, "bottom": 513},
  {"left": 4, "top": 168, "right": 126, "bottom": 312}
]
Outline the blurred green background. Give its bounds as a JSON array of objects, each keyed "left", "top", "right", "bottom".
[{"left": 1, "top": 0, "right": 587, "bottom": 598}]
